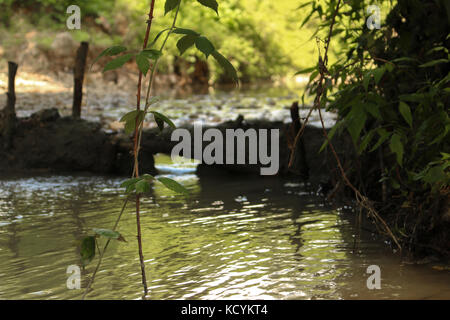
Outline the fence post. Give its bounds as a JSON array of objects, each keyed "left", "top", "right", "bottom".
[
  {"left": 1, "top": 61, "right": 18, "bottom": 149},
  {"left": 72, "top": 41, "right": 89, "bottom": 118}
]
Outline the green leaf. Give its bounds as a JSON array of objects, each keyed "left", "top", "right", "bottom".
[
  {"left": 359, "top": 130, "right": 375, "bottom": 154},
  {"left": 370, "top": 129, "right": 391, "bottom": 152},
  {"left": 197, "top": 0, "right": 218, "bottom": 14},
  {"left": 373, "top": 66, "right": 386, "bottom": 84},
  {"left": 120, "top": 110, "right": 146, "bottom": 134},
  {"left": 80, "top": 236, "right": 96, "bottom": 266},
  {"left": 426, "top": 46, "right": 448, "bottom": 55},
  {"left": 392, "top": 57, "right": 418, "bottom": 63},
  {"left": 294, "top": 66, "right": 316, "bottom": 75},
  {"left": 141, "top": 49, "right": 163, "bottom": 60},
  {"left": 195, "top": 36, "right": 215, "bottom": 58},
  {"left": 92, "top": 46, "right": 127, "bottom": 67},
  {"left": 363, "top": 70, "right": 371, "bottom": 91},
  {"left": 211, "top": 50, "right": 238, "bottom": 83},
  {"left": 150, "top": 111, "right": 176, "bottom": 131},
  {"left": 346, "top": 105, "right": 367, "bottom": 145},
  {"left": 165, "top": 0, "right": 180, "bottom": 15},
  {"left": 300, "top": 8, "right": 315, "bottom": 28},
  {"left": 389, "top": 133, "right": 404, "bottom": 166},
  {"left": 141, "top": 173, "right": 154, "bottom": 181},
  {"left": 120, "top": 110, "right": 145, "bottom": 122},
  {"left": 121, "top": 178, "right": 140, "bottom": 193},
  {"left": 158, "top": 177, "right": 189, "bottom": 195},
  {"left": 103, "top": 53, "right": 134, "bottom": 72},
  {"left": 363, "top": 103, "right": 381, "bottom": 120},
  {"left": 172, "top": 28, "right": 200, "bottom": 36},
  {"left": 148, "top": 28, "right": 171, "bottom": 48},
  {"left": 399, "top": 101, "right": 413, "bottom": 127},
  {"left": 423, "top": 166, "right": 447, "bottom": 184},
  {"left": 177, "top": 34, "right": 197, "bottom": 55},
  {"left": 419, "top": 59, "right": 449, "bottom": 68},
  {"left": 135, "top": 179, "right": 151, "bottom": 194},
  {"left": 136, "top": 53, "right": 150, "bottom": 76}
]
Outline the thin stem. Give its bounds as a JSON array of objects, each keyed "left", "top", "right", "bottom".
[
  {"left": 137, "top": 4, "right": 181, "bottom": 158},
  {"left": 82, "top": 196, "right": 130, "bottom": 299},
  {"left": 132, "top": 0, "right": 156, "bottom": 298}
]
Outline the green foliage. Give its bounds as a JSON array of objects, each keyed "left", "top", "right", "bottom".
[
  {"left": 2, "top": 0, "right": 325, "bottom": 81},
  {"left": 120, "top": 174, "right": 188, "bottom": 196},
  {"left": 304, "top": 0, "right": 449, "bottom": 200},
  {"left": 158, "top": 177, "right": 189, "bottom": 195},
  {"left": 103, "top": 53, "right": 134, "bottom": 72},
  {"left": 120, "top": 110, "right": 145, "bottom": 134},
  {"left": 150, "top": 111, "right": 176, "bottom": 131},
  {"left": 165, "top": 0, "right": 181, "bottom": 15},
  {"left": 91, "top": 46, "right": 127, "bottom": 67}
]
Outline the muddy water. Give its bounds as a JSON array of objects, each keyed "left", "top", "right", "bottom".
[{"left": 0, "top": 155, "right": 449, "bottom": 300}]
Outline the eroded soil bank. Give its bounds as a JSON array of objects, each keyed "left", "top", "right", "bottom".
[{"left": 0, "top": 108, "right": 335, "bottom": 185}]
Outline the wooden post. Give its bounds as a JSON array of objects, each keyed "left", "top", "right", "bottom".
[
  {"left": 72, "top": 41, "right": 89, "bottom": 118},
  {"left": 288, "top": 101, "right": 309, "bottom": 179},
  {"left": 1, "top": 61, "right": 18, "bottom": 149}
]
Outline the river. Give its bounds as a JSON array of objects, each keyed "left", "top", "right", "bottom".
[{"left": 0, "top": 154, "right": 449, "bottom": 300}]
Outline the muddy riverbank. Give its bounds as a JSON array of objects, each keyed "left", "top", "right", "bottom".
[{"left": 0, "top": 107, "right": 339, "bottom": 186}]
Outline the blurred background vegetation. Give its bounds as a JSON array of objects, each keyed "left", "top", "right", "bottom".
[{"left": 0, "top": 0, "right": 329, "bottom": 82}]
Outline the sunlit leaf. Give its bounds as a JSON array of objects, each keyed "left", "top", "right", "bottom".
[
  {"left": 121, "top": 178, "right": 140, "bottom": 193},
  {"left": 92, "top": 46, "right": 127, "bottom": 67},
  {"left": 135, "top": 179, "right": 151, "bottom": 194},
  {"left": 158, "top": 177, "right": 189, "bottom": 195},
  {"left": 103, "top": 53, "right": 134, "bottom": 72},
  {"left": 294, "top": 66, "right": 316, "bottom": 75},
  {"left": 197, "top": 0, "right": 218, "bottom": 14},
  {"left": 120, "top": 110, "right": 146, "bottom": 134},
  {"left": 172, "top": 28, "right": 200, "bottom": 36}
]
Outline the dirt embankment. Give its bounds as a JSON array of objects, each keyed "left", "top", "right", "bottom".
[{"left": 0, "top": 107, "right": 338, "bottom": 184}]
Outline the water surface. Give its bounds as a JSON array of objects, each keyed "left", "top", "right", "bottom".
[{"left": 0, "top": 156, "right": 449, "bottom": 300}]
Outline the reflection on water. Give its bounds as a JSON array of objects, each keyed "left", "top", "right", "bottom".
[{"left": 0, "top": 157, "right": 449, "bottom": 299}]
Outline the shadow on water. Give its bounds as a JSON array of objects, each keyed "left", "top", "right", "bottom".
[{"left": 0, "top": 160, "right": 449, "bottom": 299}]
